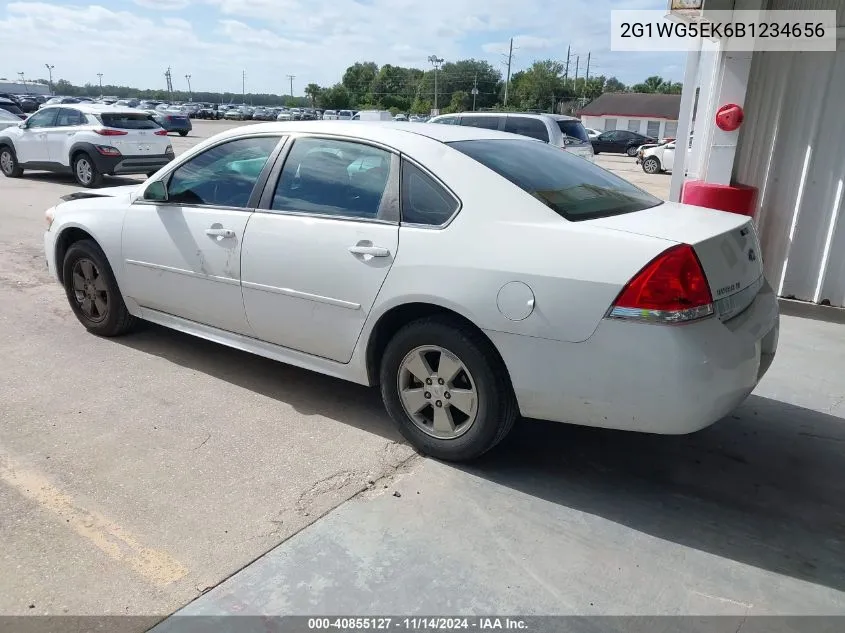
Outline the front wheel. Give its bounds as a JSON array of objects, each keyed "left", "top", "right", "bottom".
[
  {"left": 178, "top": 131, "right": 188, "bottom": 137},
  {"left": 380, "top": 317, "right": 518, "bottom": 461},
  {"left": 626, "top": 145, "right": 639, "bottom": 157},
  {"left": 0, "top": 146, "right": 23, "bottom": 177},
  {"left": 642, "top": 156, "right": 662, "bottom": 174},
  {"left": 62, "top": 240, "right": 137, "bottom": 337},
  {"left": 73, "top": 153, "right": 102, "bottom": 188}
]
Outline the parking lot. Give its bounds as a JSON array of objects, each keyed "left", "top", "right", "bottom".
[{"left": 1, "top": 120, "right": 844, "bottom": 625}]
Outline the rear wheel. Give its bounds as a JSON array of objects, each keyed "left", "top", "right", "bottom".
[
  {"left": 626, "top": 145, "right": 639, "bottom": 157},
  {"left": 73, "top": 153, "right": 102, "bottom": 188},
  {"left": 178, "top": 131, "right": 188, "bottom": 137},
  {"left": 380, "top": 317, "right": 518, "bottom": 462},
  {"left": 642, "top": 156, "right": 661, "bottom": 174},
  {"left": 0, "top": 145, "right": 23, "bottom": 177},
  {"left": 62, "top": 239, "right": 136, "bottom": 336}
]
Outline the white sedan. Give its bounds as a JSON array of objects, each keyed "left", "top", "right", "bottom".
[{"left": 43, "top": 122, "right": 779, "bottom": 461}]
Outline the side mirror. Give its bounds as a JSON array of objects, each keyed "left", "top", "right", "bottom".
[
  {"left": 18, "top": 121, "right": 27, "bottom": 129},
  {"left": 143, "top": 180, "right": 168, "bottom": 202}
]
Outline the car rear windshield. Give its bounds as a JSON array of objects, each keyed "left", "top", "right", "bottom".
[
  {"left": 99, "top": 112, "right": 159, "bottom": 129},
  {"left": 557, "top": 120, "right": 590, "bottom": 142},
  {"left": 449, "top": 139, "right": 662, "bottom": 221}
]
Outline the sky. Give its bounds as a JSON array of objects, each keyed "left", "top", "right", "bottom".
[{"left": 0, "top": 0, "right": 685, "bottom": 96}]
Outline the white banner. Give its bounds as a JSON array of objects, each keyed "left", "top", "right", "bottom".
[{"left": 611, "top": 10, "right": 837, "bottom": 52}]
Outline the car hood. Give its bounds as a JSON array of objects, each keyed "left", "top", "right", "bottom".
[{"left": 60, "top": 183, "right": 142, "bottom": 203}]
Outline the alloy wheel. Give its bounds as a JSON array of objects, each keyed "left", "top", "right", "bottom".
[
  {"left": 76, "top": 158, "right": 93, "bottom": 185},
  {"left": 71, "top": 258, "right": 109, "bottom": 322},
  {"left": 643, "top": 158, "right": 659, "bottom": 174},
  {"left": 0, "top": 150, "right": 12, "bottom": 175},
  {"left": 397, "top": 345, "right": 478, "bottom": 439}
]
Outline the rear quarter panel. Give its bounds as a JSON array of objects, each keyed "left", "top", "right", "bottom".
[{"left": 367, "top": 144, "right": 673, "bottom": 344}]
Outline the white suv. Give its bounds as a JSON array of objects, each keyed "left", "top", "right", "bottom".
[{"left": 0, "top": 104, "right": 174, "bottom": 187}]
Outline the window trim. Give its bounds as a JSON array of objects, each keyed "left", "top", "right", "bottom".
[
  {"left": 135, "top": 133, "right": 286, "bottom": 212},
  {"left": 56, "top": 107, "right": 85, "bottom": 127},
  {"left": 399, "top": 155, "right": 462, "bottom": 230},
  {"left": 256, "top": 132, "right": 402, "bottom": 225}
]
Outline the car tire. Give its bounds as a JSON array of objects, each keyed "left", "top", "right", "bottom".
[
  {"left": 379, "top": 316, "right": 518, "bottom": 462},
  {"left": 626, "top": 146, "right": 639, "bottom": 157},
  {"left": 72, "top": 153, "right": 102, "bottom": 188},
  {"left": 642, "top": 156, "right": 662, "bottom": 174},
  {"left": 0, "top": 145, "right": 23, "bottom": 178},
  {"left": 62, "top": 239, "right": 137, "bottom": 337},
  {"left": 179, "top": 131, "right": 188, "bottom": 137}
]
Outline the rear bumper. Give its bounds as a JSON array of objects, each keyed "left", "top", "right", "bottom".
[
  {"left": 90, "top": 152, "right": 173, "bottom": 175},
  {"left": 487, "top": 280, "right": 780, "bottom": 434}
]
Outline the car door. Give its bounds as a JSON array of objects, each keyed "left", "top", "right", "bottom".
[
  {"left": 611, "top": 131, "right": 634, "bottom": 153},
  {"left": 47, "top": 108, "right": 86, "bottom": 166},
  {"left": 593, "top": 130, "right": 617, "bottom": 153},
  {"left": 241, "top": 135, "right": 400, "bottom": 363},
  {"left": 13, "top": 107, "right": 57, "bottom": 164},
  {"left": 122, "top": 134, "right": 284, "bottom": 334}
]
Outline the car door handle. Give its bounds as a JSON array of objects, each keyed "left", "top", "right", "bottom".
[
  {"left": 205, "top": 228, "right": 235, "bottom": 239},
  {"left": 348, "top": 245, "right": 390, "bottom": 257}
]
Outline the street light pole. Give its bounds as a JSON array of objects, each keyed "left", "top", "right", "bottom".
[
  {"left": 97, "top": 73, "right": 103, "bottom": 96},
  {"left": 427, "top": 55, "right": 443, "bottom": 114},
  {"left": 45, "top": 64, "right": 55, "bottom": 94},
  {"left": 18, "top": 72, "right": 28, "bottom": 94},
  {"left": 185, "top": 74, "right": 192, "bottom": 102},
  {"left": 242, "top": 70, "right": 246, "bottom": 104}
]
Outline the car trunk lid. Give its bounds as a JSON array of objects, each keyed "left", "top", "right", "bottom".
[
  {"left": 98, "top": 112, "right": 172, "bottom": 156},
  {"left": 590, "top": 202, "right": 764, "bottom": 321}
]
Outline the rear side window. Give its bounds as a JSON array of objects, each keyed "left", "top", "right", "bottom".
[
  {"left": 556, "top": 120, "right": 590, "bottom": 142},
  {"left": 99, "top": 112, "right": 159, "bottom": 129},
  {"left": 449, "top": 139, "right": 662, "bottom": 221},
  {"left": 504, "top": 117, "right": 549, "bottom": 142},
  {"left": 401, "top": 161, "right": 458, "bottom": 226},
  {"left": 56, "top": 108, "right": 86, "bottom": 127},
  {"left": 460, "top": 115, "right": 500, "bottom": 130},
  {"left": 433, "top": 116, "right": 458, "bottom": 125}
]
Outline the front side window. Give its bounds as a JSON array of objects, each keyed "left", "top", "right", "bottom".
[
  {"left": 271, "top": 137, "right": 394, "bottom": 220},
  {"left": 167, "top": 136, "right": 280, "bottom": 208},
  {"left": 504, "top": 117, "right": 549, "bottom": 142},
  {"left": 24, "top": 108, "right": 58, "bottom": 128},
  {"left": 460, "top": 115, "right": 500, "bottom": 130},
  {"left": 401, "top": 161, "right": 458, "bottom": 226},
  {"left": 449, "top": 139, "right": 662, "bottom": 222},
  {"left": 55, "top": 108, "right": 86, "bottom": 127}
]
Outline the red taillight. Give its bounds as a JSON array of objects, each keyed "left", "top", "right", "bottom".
[
  {"left": 154, "top": 129, "right": 168, "bottom": 135},
  {"left": 608, "top": 244, "right": 714, "bottom": 324},
  {"left": 94, "top": 128, "right": 128, "bottom": 136},
  {"left": 94, "top": 145, "right": 121, "bottom": 156},
  {"left": 166, "top": 115, "right": 174, "bottom": 121}
]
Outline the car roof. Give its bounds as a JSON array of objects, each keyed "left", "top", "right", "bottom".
[
  {"left": 210, "top": 120, "right": 532, "bottom": 149},
  {"left": 36, "top": 103, "right": 148, "bottom": 116}
]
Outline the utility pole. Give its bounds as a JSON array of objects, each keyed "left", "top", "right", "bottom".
[
  {"left": 185, "top": 74, "right": 192, "bottom": 101},
  {"left": 96, "top": 72, "right": 103, "bottom": 96},
  {"left": 574, "top": 56, "right": 580, "bottom": 94},
  {"left": 427, "top": 55, "right": 443, "bottom": 114},
  {"left": 45, "top": 64, "right": 54, "bottom": 94},
  {"left": 563, "top": 45, "right": 571, "bottom": 89},
  {"left": 503, "top": 37, "right": 514, "bottom": 106},
  {"left": 242, "top": 70, "right": 246, "bottom": 104},
  {"left": 165, "top": 67, "right": 173, "bottom": 101},
  {"left": 286, "top": 74, "right": 295, "bottom": 99},
  {"left": 471, "top": 73, "right": 479, "bottom": 111},
  {"left": 18, "top": 72, "right": 28, "bottom": 93}
]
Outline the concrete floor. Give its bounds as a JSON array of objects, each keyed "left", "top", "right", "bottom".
[{"left": 1, "top": 121, "right": 840, "bottom": 626}]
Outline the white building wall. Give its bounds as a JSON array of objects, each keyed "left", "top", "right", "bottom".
[
  {"left": 0, "top": 81, "right": 50, "bottom": 95},
  {"left": 734, "top": 50, "right": 845, "bottom": 307},
  {"left": 580, "top": 115, "right": 677, "bottom": 138}
]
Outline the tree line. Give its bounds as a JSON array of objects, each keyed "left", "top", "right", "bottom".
[{"left": 20, "top": 63, "right": 682, "bottom": 114}]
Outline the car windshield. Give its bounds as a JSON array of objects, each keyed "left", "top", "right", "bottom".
[
  {"left": 0, "top": 108, "right": 20, "bottom": 121},
  {"left": 556, "top": 120, "right": 590, "bottom": 143},
  {"left": 449, "top": 139, "right": 662, "bottom": 221},
  {"left": 99, "top": 112, "right": 159, "bottom": 129}
]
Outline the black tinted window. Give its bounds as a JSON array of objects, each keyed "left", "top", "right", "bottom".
[
  {"left": 100, "top": 112, "right": 158, "bottom": 129},
  {"left": 24, "top": 108, "right": 57, "bottom": 128},
  {"left": 504, "top": 117, "right": 549, "bottom": 142},
  {"left": 167, "top": 136, "right": 280, "bottom": 208},
  {"left": 460, "top": 115, "right": 500, "bottom": 130},
  {"left": 0, "top": 103, "right": 24, "bottom": 117},
  {"left": 271, "top": 137, "right": 393, "bottom": 219},
  {"left": 556, "top": 120, "right": 590, "bottom": 142},
  {"left": 449, "top": 139, "right": 662, "bottom": 221},
  {"left": 56, "top": 108, "right": 85, "bottom": 127},
  {"left": 401, "top": 161, "right": 458, "bottom": 226}
]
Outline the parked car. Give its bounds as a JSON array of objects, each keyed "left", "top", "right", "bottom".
[
  {"left": 182, "top": 103, "right": 201, "bottom": 118},
  {"left": 114, "top": 99, "right": 139, "bottom": 108},
  {"left": 409, "top": 115, "right": 423, "bottom": 123},
  {"left": 147, "top": 109, "right": 192, "bottom": 136},
  {"left": 352, "top": 110, "right": 394, "bottom": 121},
  {"left": 0, "top": 97, "right": 26, "bottom": 119},
  {"left": 394, "top": 113, "right": 408, "bottom": 122},
  {"left": 429, "top": 112, "right": 595, "bottom": 162},
  {"left": 322, "top": 109, "right": 339, "bottom": 121},
  {"left": 0, "top": 93, "right": 22, "bottom": 105},
  {"left": 275, "top": 109, "right": 293, "bottom": 121},
  {"left": 40, "top": 122, "right": 778, "bottom": 462},
  {"left": 225, "top": 108, "right": 246, "bottom": 121},
  {"left": 252, "top": 107, "right": 275, "bottom": 121},
  {"left": 591, "top": 129, "right": 656, "bottom": 156},
  {"left": 44, "top": 96, "right": 81, "bottom": 105},
  {"left": 15, "top": 95, "right": 40, "bottom": 113},
  {"left": 196, "top": 104, "right": 221, "bottom": 120},
  {"left": 584, "top": 127, "right": 601, "bottom": 140},
  {"left": 0, "top": 104, "right": 173, "bottom": 187},
  {"left": 0, "top": 108, "right": 22, "bottom": 130},
  {"left": 639, "top": 139, "right": 692, "bottom": 175}
]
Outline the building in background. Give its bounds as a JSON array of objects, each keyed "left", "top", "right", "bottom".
[
  {"left": 0, "top": 80, "right": 50, "bottom": 96},
  {"left": 578, "top": 93, "right": 681, "bottom": 140},
  {"left": 671, "top": 0, "right": 845, "bottom": 309}
]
